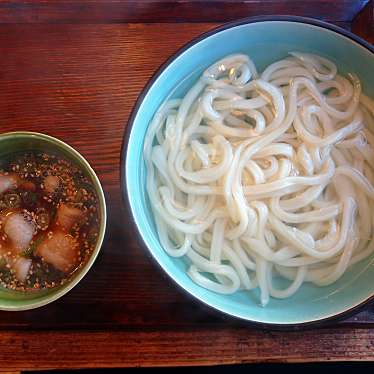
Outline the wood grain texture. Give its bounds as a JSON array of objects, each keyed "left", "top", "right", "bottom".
[
  {"left": 1, "top": 328, "right": 374, "bottom": 370},
  {"left": 0, "top": 0, "right": 368, "bottom": 23},
  {"left": 0, "top": 19, "right": 373, "bottom": 369},
  {"left": 352, "top": 0, "right": 374, "bottom": 44}
]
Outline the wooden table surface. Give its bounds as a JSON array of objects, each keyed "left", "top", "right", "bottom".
[{"left": 0, "top": 0, "right": 373, "bottom": 370}]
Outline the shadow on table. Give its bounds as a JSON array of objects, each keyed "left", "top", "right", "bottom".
[{"left": 27, "top": 362, "right": 374, "bottom": 373}]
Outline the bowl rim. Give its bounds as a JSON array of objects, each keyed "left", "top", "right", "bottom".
[
  {"left": 0, "top": 131, "right": 107, "bottom": 311},
  {"left": 121, "top": 15, "right": 374, "bottom": 329}
]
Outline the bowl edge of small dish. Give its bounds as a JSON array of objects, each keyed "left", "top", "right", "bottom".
[{"left": 0, "top": 131, "right": 107, "bottom": 311}]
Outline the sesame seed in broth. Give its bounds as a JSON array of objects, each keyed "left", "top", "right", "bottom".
[{"left": 0, "top": 151, "right": 100, "bottom": 292}]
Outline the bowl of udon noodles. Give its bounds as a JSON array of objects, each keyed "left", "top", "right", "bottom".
[{"left": 122, "top": 16, "right": 374, "bottom": 326}]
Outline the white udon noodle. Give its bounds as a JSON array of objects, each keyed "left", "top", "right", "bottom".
[{"left": 143, "top": 52, "right": 374, "bottom": 306}]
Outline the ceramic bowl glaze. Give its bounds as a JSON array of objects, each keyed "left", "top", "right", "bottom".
[
  {"left": 122, "top": 16, "right": 374, "bottom": 327},
  {"left": 0, "top": 131, "right": 107, "bottom": 310}
]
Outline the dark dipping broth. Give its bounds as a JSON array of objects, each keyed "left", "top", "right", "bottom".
[{"left": 0, "top": 151, "right": 100, "bottom": 291}]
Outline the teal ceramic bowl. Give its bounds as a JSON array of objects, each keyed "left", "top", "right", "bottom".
[
  {"left": 122, "top": 16, "right": 374, "bottom": 327},
  {"left": 0, "top": 131, "right": 107, "bottom": 310}
]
